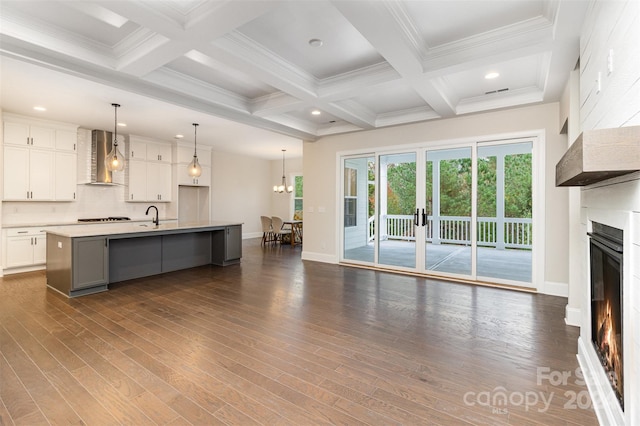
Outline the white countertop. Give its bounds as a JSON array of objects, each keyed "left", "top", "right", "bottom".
[
  {"left": 46, "top": 221, "right": 241, "bottom": 238},
  {"left": 3, "top": 218, "right": 178, "bottom": 229}
]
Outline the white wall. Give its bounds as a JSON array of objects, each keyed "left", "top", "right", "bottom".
[
  {"left": 302, "top": 102, "right": 570, "bottom": 286},
  {"left": 210, "top": 150, "right": 297, "bottom": 238}
]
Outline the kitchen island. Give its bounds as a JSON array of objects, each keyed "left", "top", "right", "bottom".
[{"left": 46, "top": 221, "right": 242, "bottom": 297}]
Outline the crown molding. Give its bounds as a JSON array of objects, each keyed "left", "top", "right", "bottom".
[
  {"left": 0, "top": 9, "right": 114, "bottom": 68},
  {"left": 376, "top": 106, "right": 440, "bottom": 127},
  {"left": 382, "top": 0, "right": 428, "bottom": 59},
  {"left": 456, "top": 86, "right": 543, "bottom": 115},
  {"left": 422, "top": 16, "right": 553, "bottom": 69},
  {"left": 317, "top": 62, "right": 400, "bottom": 101},
  {"left": 144, "top": 67, "right": 250, "bottom": 113},
  {"left": 213, "top": 31, "right": 318, "bottom": 100},
  {"left": 251, "top": 92, "right": 305, "bottom": 116}
]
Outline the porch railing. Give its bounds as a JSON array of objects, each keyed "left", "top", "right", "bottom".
[{"left": 368, "top": 215, "right": 532, "bottom": 249}]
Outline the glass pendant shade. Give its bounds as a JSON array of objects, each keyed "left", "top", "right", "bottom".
[
  {"left": 105, "top": 142, "right": 125, "bottom": 172},
  {"left": 188, "top": 155, "right": 202, "bottom": 177},
  {"left": 187, "top": 123, "right": 202, "bottom": 177},
  {"left": 106, "top": 103, "right": 125, "bottom": 172}
]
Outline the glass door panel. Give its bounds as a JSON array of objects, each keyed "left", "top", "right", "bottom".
[
  {"left": 476, "top": 142, "right": 532, "bottom": 284},
  {"left": 342, "top": 156, "right": 375, "bottom": 263},
  {"left": 425, "top": 147, "right": 472, "bottom": 276},
  {"left": 378, "top": 152, "right": 416, "bottom": 268}
]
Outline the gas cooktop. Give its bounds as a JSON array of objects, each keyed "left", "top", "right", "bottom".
[{"left": 77, "top": 216, "right": 131, "bottom": 222}]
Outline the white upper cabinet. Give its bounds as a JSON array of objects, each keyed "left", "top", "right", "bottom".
[
  {"left": 55, "top": 152, "right": 76, "bottom": 201},
  {"left": 4, "top": 146, "right": 55, "bottom": 201},
  {"left": 126, "top": 136, "right": 173, "bottom": 202},
  {"left": 2, "top": 114, "right": 77, "bottom": 201},
  {"left": 147, "top": 143, "right": 172, "bottom": 163},
  {"left": 128, "top": 138, "right": 147, "bottom": 160},
  {"left": 55, "top": 129, "right": 77, "bottom": 152},
  {"left": 4, "top": 121, "right": 55, "bottom": 149},
  {"left": 176, "top": 145, "right": 211, "bottom": 167}
]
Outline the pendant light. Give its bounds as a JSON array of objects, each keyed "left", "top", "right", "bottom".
[
  {"left": 188, "top": 123, "right": 202, "bottom": 177},
  {"left": 273, "top": 149, "right": 293, "bottom": 193},
  {"left": 105, "top": 103, "right": 125, "bottom": 172}
]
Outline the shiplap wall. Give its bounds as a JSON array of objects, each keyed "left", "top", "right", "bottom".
[{"left": 578, "top": 1, "right": 640, "bottom": 424}]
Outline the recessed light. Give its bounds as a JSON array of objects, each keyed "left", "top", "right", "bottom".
[
  {"left": 175, "top": 134, "right": 184, "bottom": 139},
  {"left": 311, "top": 109, "right": 321, "bottom": 116},
  {"left": 485, "top": 72, "right": 500, "bottom": 79},
  {"left": 117, "top": 122, "right": 127, "bottom": 127},
  {"left": 33, "top": 106, "right": 46, "bottom": 111},
  {"left": 308, "top": 38, "right": 323, "bottom": 48}
]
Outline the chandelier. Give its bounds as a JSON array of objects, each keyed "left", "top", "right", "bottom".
[{"left": 273, "top": 149, "right": 293, "bottom": 193}]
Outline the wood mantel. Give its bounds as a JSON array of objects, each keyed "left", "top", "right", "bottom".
[{"left": 556, "top": 126, "right": 640, "bottom": 186}]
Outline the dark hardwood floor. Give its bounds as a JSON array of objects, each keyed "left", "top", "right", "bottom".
[{"left": 0, "top": 238, "right": 597, "bottom": 425}]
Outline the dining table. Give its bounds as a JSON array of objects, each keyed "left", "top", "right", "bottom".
[{"left": 282, "top": 220, "right": 302, "bottom": 247}]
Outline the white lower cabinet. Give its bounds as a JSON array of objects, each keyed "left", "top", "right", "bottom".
[{"left": 3, "top": 228, "right": 47, "bottom": 270}]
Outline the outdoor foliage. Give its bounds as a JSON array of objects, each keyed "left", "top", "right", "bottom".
[{"left": 383, "top": 153, "right": 532, "bottom": 218}]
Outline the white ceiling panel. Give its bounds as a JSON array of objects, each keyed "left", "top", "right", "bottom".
[
  {"left": 236, "top": 0, "right": 384, "bottom": 79},
  {"left": 0, "top": 0, "right": 589, "bottom": 153},
  {"left": 407, "top": 0, "right": 546, "bottom": 48},
  {"left": 353, "top": 84, "right": 428, "bottom": 115},
  {"left": 444, "top": 53, "right": 547, "bottom": 100}
]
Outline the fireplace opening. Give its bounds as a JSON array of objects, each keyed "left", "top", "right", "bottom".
[{"left": 589, "top": 222, "right": 623, "bottom": 411}]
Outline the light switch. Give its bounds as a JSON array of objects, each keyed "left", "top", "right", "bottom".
[{"left": 57, "top": 241, "right": 62, "bottom": 249}]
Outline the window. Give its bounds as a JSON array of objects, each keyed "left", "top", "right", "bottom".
[
  {"left": 344, "top": 167, "right": 357, "bottom": 227},
  {"left": 293, "top": 174, "right": 303, "bottom": 219}
]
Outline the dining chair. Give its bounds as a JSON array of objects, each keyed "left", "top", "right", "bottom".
[
  {"left": 271, "top": 216, "right": 290, "bottom": 244},
  {"left": 260, "top": 215, "right": 275, "bottom": 246}
]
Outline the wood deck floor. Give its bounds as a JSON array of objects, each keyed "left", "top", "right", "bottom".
[
  {"left": 345, "top": 241, "right": 532, "bottom": 283},
  {"left": 0, "top": 238, "right": 596, "bottom": 425}
]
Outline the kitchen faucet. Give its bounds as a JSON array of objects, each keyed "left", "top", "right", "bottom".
[{"left": 145, "top": 205, "right": 159, "bottom": 226}]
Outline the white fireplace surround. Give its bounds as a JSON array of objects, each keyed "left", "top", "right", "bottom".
[{"left": 577, "top": 177, "right": 640, "bottom": 426}]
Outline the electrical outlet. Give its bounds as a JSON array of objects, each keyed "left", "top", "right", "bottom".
[{"left": 57, "top": 242, "right": 62, "bottom": 249}]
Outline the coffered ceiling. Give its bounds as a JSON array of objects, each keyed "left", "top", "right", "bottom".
[{"left": 0, "top": 0, "right": 587, "bottom": 158}]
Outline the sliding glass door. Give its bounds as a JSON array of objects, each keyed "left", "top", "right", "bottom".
[
  {"left": 341, "top": 139, "right": 534, "bottom": 288},
  {"left": 425, "top": 147, "right": 472, "bottom": 276},
  {"left": 378, "top": 152, "right": 417, "bottom": 269},
  {"left": 476, "top": 141, "right": 533, "bottom": 285},
  {"left": 342, "top": 155, "right": 375, "bottom": 264}
]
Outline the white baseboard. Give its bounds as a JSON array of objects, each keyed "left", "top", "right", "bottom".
[
  {"left": 301, "top": 251, "right": 338, "bottom": 264},
  {"left": 565, "top": 305, "right": 581, "bottom": 327},
  {"left": 3, "top": 264, "right": 45, "bottom": 275},
  {"left": 542, "top": 280, "right": 568, "bottom": 297},
  {"left": 242, "top": 232, "right": 262, "bottom": 239}
]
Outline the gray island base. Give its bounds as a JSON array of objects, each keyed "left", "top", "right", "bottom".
[{"left": 46, "top": 221, "right": 242, "bottom": 297}]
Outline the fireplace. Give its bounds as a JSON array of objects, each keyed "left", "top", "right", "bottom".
[{"left": 589, "top": 222, "right": 624, "bottom": 411}]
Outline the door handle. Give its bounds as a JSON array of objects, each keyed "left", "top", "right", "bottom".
[
  {"left": 421, "top": 208, "right": 427, "bottom": 227},
  {"left": 413, "top": 208, "right": 419, "bottom": 226}
]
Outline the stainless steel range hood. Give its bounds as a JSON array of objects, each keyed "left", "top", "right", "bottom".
[{"left": 90, "top": 129, "right": 115, "bottom": 184}]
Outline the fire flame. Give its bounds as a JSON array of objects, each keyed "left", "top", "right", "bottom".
[{"left": 597, "top": 300, "right": 623, "bottom": 396}]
